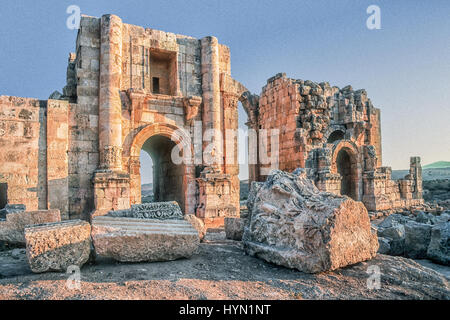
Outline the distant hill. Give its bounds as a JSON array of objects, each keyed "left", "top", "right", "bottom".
[
  {"left": 423, "top": 161, "right": 450, "bottom": 169},
  {"left": 141, "top": 183, "right": 154, "bottom": 203}
]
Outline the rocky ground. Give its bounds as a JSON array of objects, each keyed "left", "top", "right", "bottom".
[{"left": 0, "top": 234, "right": 448, "bottom": 300}]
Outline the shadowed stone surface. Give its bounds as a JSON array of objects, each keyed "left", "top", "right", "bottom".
[
  {"left": 404, "top": 221, "right": 432, "bottom": 259},
  {"left": 243, "top": 169, "right": 379, "bottom": 274},
  {"left": 225, "top": 217, "right": 245, "bottom": 241},
  {"left": 0, "top": 210, "right": 61, "bottom": 244},
  {"left": 24, "top": 220, "right": 91, "bottom": 273},
  {"left": 0, "top": 204, "right": 26, "bottom": 219},
  {"left": 427, "top": 222, "right": 450, "bottom": 266},
  {"left": 92, "top": 202, "right": 200, "bottom": 262}
]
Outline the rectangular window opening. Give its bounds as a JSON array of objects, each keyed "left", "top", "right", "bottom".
[
  {"left": 0, "top": 183, "right": 8, "bottom": 210},
  {"left": 153, "top": 77, "right": 160, "bottom": 94}
]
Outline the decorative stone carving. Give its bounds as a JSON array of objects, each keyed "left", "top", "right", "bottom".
[
  {"left": 183, "top": 96, "right": 202, "bottom": 125},
  {"left": 108, "top": 202, "right": 184, "bottom": 220}
]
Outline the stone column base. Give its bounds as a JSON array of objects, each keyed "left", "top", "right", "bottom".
[
  {"left": 196, "top": 169, "right": 239, "bottom": 228},
  {"left": 92, "top": 171, "right": 131, "bottom": 218}
]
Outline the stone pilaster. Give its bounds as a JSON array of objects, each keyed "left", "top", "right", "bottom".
[
  {"left": 93, "top": 15, "right": 130, "bottom": 216},
  {"left": 99, "top": 14, "right": 123, "bottom": 171},
  {"left": 410, "top": 156, "right": 423, "bottom": 199},
  {"left": 201, "top": 36, "right": 222, "bottom": 169}
]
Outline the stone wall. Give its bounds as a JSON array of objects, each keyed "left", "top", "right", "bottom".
[
  {"left": 252, "top": 73, "right": 423, "bottom": 211},
  {"left": 0, "top": 97, "right": 70, "bottom": 218},
  {"left": 0, "top": 96, "right": 45, "bottom": 211},
  {"left": 69, "top": 15, "right": 101, "bottom": 219}
]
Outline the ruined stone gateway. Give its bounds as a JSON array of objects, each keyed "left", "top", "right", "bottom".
[{"left": 0, "top": 14, "right": 422, "bottom": 227}]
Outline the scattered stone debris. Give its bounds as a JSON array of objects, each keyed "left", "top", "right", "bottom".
[
  {"left": 91, "top": 202, "right": 200, "bottom": 262},
  {"left": 373, "top": 210, "right": 449, "bottom": 265},
  {"left": 24, "top": 220, "right": 91, "bottom": 273},
  {"left": 243, "top": 169, "right": 378, "bottom": 274}
]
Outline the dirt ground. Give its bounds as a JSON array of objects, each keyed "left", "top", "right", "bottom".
[{"left": 0, "top": 235, "right": 448, "bottom": 300}]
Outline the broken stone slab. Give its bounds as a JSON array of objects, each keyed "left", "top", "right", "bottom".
[
  {"left": 225, "top": 217, "right": 245, "bottom": 241},
  {"left": 91, "top": 202, "right": 200, "bottom": 262},
  {"left": 25, "top": 220, "right": 91, "bottom": 273},
  {"left": 427, "top": 222, "right": 450, "bottom": 266},
  {"left": 0, "top": 209, "right": 61, "bottom": 244},
  {"left": 243, "top": 169, "right": 379, "bottom": 274}
]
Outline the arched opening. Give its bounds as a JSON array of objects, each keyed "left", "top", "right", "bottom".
[
  {"left": 139, "top": 135, "right": 185, "bottom": 209},
  {"left": 238, "top": 101, "right": 249, "bottom": 201},
  {"left": 327, "top": 130, "right": 345, "bottom": 143},
  {"left": 140, "top": 152, "right": 154, "bottom": 203},
  {"left": 336, "top": 148, "right": 356, "bottom": 200}
]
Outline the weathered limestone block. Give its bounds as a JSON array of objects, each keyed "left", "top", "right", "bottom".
[
  {"left": 25, "top": 220, "right": 91, "bottom": 273},
  {"left": 92, "top": 202, "right": 200, "bottom": 262},
  {"left": 0, "top": 209, "right": 61, "bottom": 244},
  {"left": 404, "top": 221, "right": 432, "bottom": 259},
  {"left": 427, "top": 222, "right": 450, "bottom": 266},
  {"left": 185, "top": 214, "right": 206, "bottom": 240},
  {"left": 243, "top": 169, "right": 378, "bottom": 274}
]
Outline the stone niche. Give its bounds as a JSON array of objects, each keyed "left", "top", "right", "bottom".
[{"left": 149, "top": 49, "right": 178, "bottom": 96}]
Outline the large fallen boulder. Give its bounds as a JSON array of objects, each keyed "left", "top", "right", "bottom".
[
  {"left": 0, "top": 209, "right": 61, "bottom": 244},
  {"left": 91, "top": 202, "right": 200, "bottom": 262},
  {"left": 378, "top": 222, "right": 406, "bottom": 256},
  {"left": 404, "top": 221, "right": 432, "bottom": 259},
  {"left": 25, "top": 220, "right": 91, "bottom": 273},
  {"left": 243, "top": 169, "right": 378, "bottom": 274},
  {"left": 427, "top": 221, "right": 450, "bottom": 266}
]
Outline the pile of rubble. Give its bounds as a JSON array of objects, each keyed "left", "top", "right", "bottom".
[
  {"left": 368, "top": 202, "right": 448, "bottom": 221},
  {"left": 373, "top": 210, "right": 449, "bottom": 265}
]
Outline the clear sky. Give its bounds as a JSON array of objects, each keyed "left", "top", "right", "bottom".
[{"left": 0, "top": 0, "right": 449, "bottom": 184}]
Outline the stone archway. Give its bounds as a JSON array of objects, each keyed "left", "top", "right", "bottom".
[
  {"left": 128, "top": 123, "right": 195, "bottom": 214},
  {"left": 331, "top": 141, "right": 361, "bottom": 201},
  {"left": 336, "top": 148, "right": 354, "bottom": 198}
]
